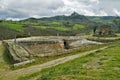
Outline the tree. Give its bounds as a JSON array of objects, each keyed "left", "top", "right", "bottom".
[
  {"left": 113, "top": 17, "right": 120, "bottom": 32},
  {"left": 93, "top": 26, "right": 97, "bottom": 35}
]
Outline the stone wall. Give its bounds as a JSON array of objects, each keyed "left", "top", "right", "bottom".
[
  {"left": 3, "top": 39, "right": 65, "bottom": 64},
  {"left": 4, "top": 36, "right": 97, "bottom": 65},
  {"left": 3, "top": 41, "right": 31, "bottom": 63},
  {"left": 18, "top": 40, "right": 64, "bottom": 57}
]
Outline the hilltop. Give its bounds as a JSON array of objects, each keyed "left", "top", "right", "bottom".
[
  {"left": 23, "top": 12, "right": 90, "bottom": 23},
  {"left": 0, "top": 12, "right": 120, "bottom": 40}
]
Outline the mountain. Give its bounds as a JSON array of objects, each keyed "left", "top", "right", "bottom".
[
  {"left": 23, "top": 12, "right": 118, "bottom": 25},
  {"left": 87, "top": 16, "right": 116, "bottom": 24},
  {"left": 12, "top": 13, "right": 120, "bottom": 34},
  {"left": 68, "top": 12, "right": 90, "bottom": 23},
  {"left": 71, "top": 12, "right": 80, "bottom": 16},
  {"left": 0, "top": 12, "right": 119, "bottom": 40},
  {"left": 23, "top": 12, "right": 90, "bottom": 24}
]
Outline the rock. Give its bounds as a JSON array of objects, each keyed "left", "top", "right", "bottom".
[{"left": 5, "top": 42, "right": 30, "bottom": 63}]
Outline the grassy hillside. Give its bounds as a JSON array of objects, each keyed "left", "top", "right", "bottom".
[
  {"left": 0, "top": 24, "right": 20, "bottom": 40},
  {"left": 0, "top": 13, "right": 118, "bottom": 40},
  {"left": 0, "top": 19, "right": 90, "bottom": 39},
  {"left": 18, "top": 41, "right": 120, "bottom": 80},
  {"left": 33, "top": 24, "right": 85, "bottom": 31},
  {"left": 3, "top": 22, "right": 23, "bottom": 31},
  {"left": 0, "top": 22, "right": 24, "bottom": 31},
  {"left": 0, "top": 41, "right": 12, "bottom": 71},
  {"left": 87, "top": 16, "right": 115, "bottom": 24}
]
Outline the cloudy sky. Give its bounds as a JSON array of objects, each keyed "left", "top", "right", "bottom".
[{"left": 0, "top": 0, "right": 120, "bottom": 20}]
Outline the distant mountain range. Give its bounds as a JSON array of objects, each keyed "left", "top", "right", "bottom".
[
  {"left": 22, "top": 12, "right": 90, "bottom": 24},
  {"left": 22, "top": 12, "right": 117, "bottom": 24},
  {"left": 0, "top": 12, "right": 119, "bottom": 40},
  {"left": 87, "top": 16, "right": 116, "bottom": 23}
]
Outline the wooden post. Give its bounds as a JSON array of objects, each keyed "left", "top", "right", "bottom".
[
  {"left": 57, "top": 33, "right": 59, "bottom": 36},
  {"left": 14, "top": 35, "right": 17, "bottom": 44}
]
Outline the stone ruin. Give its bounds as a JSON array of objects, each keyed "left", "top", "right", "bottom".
[
  {"left": 3, "top": 36, "right": 102, "bottom": 66},
  {"left": 94, "top": 25, "right": 114, "bottom": 37}
]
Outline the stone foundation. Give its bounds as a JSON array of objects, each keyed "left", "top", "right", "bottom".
[{"left": 3, "top": 36, "right": 102, "bottom": 65}]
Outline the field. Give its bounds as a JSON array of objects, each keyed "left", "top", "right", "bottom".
[
  {"left": 0, "top": 38, "right": 109, "bottom": 80},
  {"left": 0, "top": 20, "right": 89, "bottom": 39},
  {"left": 0, "top": 22, "right": 24, "bottom": 31},
  {"left": 0, "top": 36, "right": 120, "bottom": 80},
  {"left": 17, "top": 41, "right": 120, "bottom": 80},
  {"left": 0, "top": 13, "right": 120, "bottom": 80},
  {"left": 0, "top": 21, "right": 86, "bottom": 31}
]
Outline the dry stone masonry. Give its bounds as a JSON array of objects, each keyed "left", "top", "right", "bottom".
[{"left": 3, "top": 36, "right": 102, "bottom": 66}]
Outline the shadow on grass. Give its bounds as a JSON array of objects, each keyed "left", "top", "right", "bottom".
[{"left": 2, "top": 48, "right": 14, "bottom": 66}]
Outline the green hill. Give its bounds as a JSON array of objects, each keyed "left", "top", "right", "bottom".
[
  {"left": 0, "top": 12, "right": 119, "bottom": 40},
  {"left": 23, "top": 12, "right": 90, "bottom": 24}
]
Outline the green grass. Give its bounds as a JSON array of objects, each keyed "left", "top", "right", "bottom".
[
  {"left": 34, "top": 26, "right": 71, "bottom": 31},
  {"left": 18, "top": 41, "right": 120, "bottom": 80},
  {"left": 0, "top": 22, "right": 24, "bottom": 31},
  {"left": 0, "top": 21, "right": 86, "bottom": 32},
  {"left": 54, "top": 26, "right": 70, "bottom": 31},
  {"left": 0, "top": 42, "right": 10, "bottom": 69},
  {"left": 73, "top": 24, "right": 85, "bottom": 30},
  {"left": 0, "top": 42, "right": 6, "bottom": 68},
  {"left": 86, "top": 36, "right": 120, "bottom": 43},
  {"left": 34, "top": 24, "right": 85, "bottom": 31},
  {"left": 52, "top": 22, "right": 61, "bottom": 25},
  {"left": 0, "top": 41, "right": 13, "bottom": 79},
  {"left": 13, "top": 44, "right": 107, "bottom": 70}
]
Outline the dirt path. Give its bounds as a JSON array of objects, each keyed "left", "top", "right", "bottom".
[{"left": 1, "top": 46, "right": 108, "bottom": 80}]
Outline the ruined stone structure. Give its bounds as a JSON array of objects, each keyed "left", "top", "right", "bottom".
[
  {"left": 94, "top": 25, "right": 114, "bottom": 37},
  {"left": 3, "top": 36, "right": 102, "bottom": 66}
]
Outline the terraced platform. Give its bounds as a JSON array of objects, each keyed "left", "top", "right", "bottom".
[{"left": 3, "top": 36, "right": 102, "bottom": 66}]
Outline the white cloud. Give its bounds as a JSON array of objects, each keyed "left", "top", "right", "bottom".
[
  {"left": 6, "top": 18, "right": 23, "bottom": 21},
  {"left": 0, "top": 0, "right": 64, "bottom": 18},
  {"left": 89, "top": 0, "right": 99, "bottom": 4},
  {"left": 0, "top": 0, "right": 120, "bottom": 19},
  {"left": 79, "top": 9, "right": 95, "bottom": 16},
  {"left": 61, "top": 0, "right": 95, "bottom": 16},
  {"left": 96, "top": 10, "right": 108, "bottom": 16},
  {"left": 113, "top": 9, "right": 120, "bottom": 16}
]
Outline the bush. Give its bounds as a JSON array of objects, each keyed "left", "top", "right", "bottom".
[
  {"left": 0, "top": 25, "right": 20, "bottom": 40},
  {"left": 16, "top": 33, "right": 31, "bottom": 38}
]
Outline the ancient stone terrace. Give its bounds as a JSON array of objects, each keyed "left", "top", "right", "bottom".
[{"left": 3, "top": 36, "right": 102, "bottom": 66}]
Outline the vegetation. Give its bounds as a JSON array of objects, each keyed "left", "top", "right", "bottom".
[
  {"left": 0, "top": 41, "right": 13, "bottom": 75},
  {"left": 0, "top": 25, "right": 20, "bottom": 40},
  {"left": 0, "top": 21, "right": 24, "bottom": 31},
  {"left": 0, "top": 12, "right": 119, "bottom": 40},
  {"left": 18, "top": 41, "right": 120, "bottom": 80},
  {"left": 0, "top": 20, "right": 89, "bottom": 39},
  {"left": 113, "top": 17, "right": 120, "bottom": 32},
  {"left": 12, "top": 44, "right": 106, "bottom": 70},
  {"left": 88, "top": 16, "right": 115, "bottom": 24},
  {"left": 73, "top": 24, "right": 85, "bottom": 30},
  {"left": 0, "top": 11, "right": 120, "bottom": 80}
]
